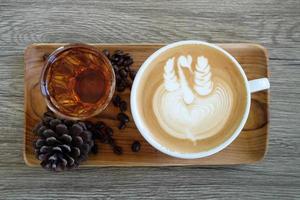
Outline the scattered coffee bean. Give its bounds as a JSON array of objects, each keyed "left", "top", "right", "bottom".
[
  {"left": 112, "top": 95, "right": 121, "bottom": 107},
  {"left": 113, "top": 145, "right": 123, "bottom": 155},
  {"left": 117, "top": 58, "right": 124, "bottom": 65},
  {"left": 119, "top": 69, "right": 128, "bottom": 78},
  {"left": 111, "top": 55, "right": 119, "bottom": 62},
  {"left": 118, "top": 122, "right": 126, "bottom": 130},
  {"left": 117, "top": 112, "right": 129, "bottom": 123},
  {"left": 124, "top": 66, "right": 130, "bottom": 72},
  {"left": 104, "top": 49, "right": 134, "bottom": 93},
  {"left": 116, "top": 74, "right": 122, "bottom": 82},
  {"left": 96, "top": 130, "right": 107, "bottom": 143},
  {"left": 131, "top": 141, "right": 141, "bottom": 152},
  {"left": 124, "top": 58, "right": 133, "bottom": 66},
  {"left": 119, "top": 101, "right": 127, "bottom": 112},
  {"left": 117, "top": 85, "right": 126, "bottom": 92},
  {"left": 95, "top": 121, "right": 106, "bottom": 130},
  {"left": 104, "top": 127, "right": 113, "bottom": 136}
]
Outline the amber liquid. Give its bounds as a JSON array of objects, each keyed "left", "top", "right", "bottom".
[{"left": 44, "top": 46, "right": 114, "bottom": 119}]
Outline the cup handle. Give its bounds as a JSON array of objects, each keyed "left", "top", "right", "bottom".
[{"left": 248, "top": 78, "right": 270, "bottom": 93}]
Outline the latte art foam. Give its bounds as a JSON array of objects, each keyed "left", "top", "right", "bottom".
[
  {"left": 153, "top": 78, "right": 233, "bottom": 141},
  {"left": 153, "top": 55, "right": 233, "bottom": 142}
]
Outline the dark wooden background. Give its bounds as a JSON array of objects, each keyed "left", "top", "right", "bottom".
[{"left": 0, "top": 0, "right": 299, "bottom": 199}]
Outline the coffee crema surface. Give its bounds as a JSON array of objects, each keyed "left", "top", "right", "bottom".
[{"left": 136, "top": 44, "right": 248, "bottom": 153}]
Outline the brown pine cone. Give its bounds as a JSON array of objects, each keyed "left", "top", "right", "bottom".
[{"left": 33, "top": 111, "right": 94, "bottom": 171}]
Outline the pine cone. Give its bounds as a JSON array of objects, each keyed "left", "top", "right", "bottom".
[{"left": 33, "top": 111, "right": 94, "bottom": 171}]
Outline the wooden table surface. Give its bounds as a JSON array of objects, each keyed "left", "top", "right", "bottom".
[{"left": 0, "top": 0, "right": 299, "bottom": 199}]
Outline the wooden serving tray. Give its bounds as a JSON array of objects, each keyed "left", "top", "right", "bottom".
[{"left": 24, "top": 43, "right": 269, "bottom": 167}]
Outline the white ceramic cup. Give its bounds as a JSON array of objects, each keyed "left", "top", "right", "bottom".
[{"left": 131, "top": 40, "right": 270, "bottom": 159}]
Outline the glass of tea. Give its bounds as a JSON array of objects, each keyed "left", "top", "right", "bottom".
[{"left": 41, "top": 44, "right": 115, "bottom": 120}]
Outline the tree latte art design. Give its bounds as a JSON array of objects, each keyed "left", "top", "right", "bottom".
[{"left": 153, "top": 55, "right": 233, "bottom": 142}]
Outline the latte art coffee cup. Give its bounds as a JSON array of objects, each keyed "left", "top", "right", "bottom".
[{"left": 131, "top": 41, "right": 270, "bottom": 159}]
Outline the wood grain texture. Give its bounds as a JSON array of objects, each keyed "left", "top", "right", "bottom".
[
  {"left": 24, "top": 43, "right": 269, "bottom": 167},
  {"left": 0, "top": 0, "right": 299, "bottom": 199}
]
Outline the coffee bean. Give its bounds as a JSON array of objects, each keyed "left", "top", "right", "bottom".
[
  {"left": 113, "top": 145, "right": 123, "bottom": 155},
  {"left": 104, "top": 127, "right": 113, "bottom": 136},
  {"left": 131, "top": 141, "right": 141, "bottom": 152},
  {"left": 124, "top": 66, "right": 130, "bottom": 72},
  {"left": 95, "top": 129, "right": 106, "bottom": 143},
  {"left": 117, "top": 58, "right": 124, "bottom": 65},
  {"left": 95, "top": 121, "right": 106, "bottom": 130},
  {"left": 116, "top": 74, "right": 122, "bottom": 83},
  {"left": 119, "top": 101, "right": 127, "bottom": 112},
  {"left": 124, "top": 58, "right": 133, "bottom": 66},
  {"left": 112, "top": 56, "right": 119, "bottom": 62},
  {"left": 108, "top": 50, "right": 134, "bottom": 93},
  {"left": 119, "top": 69, "right": 128, "bottom": 78},
  {"left": 112, "top": 95, "right": 121, "bottom": 107},
  {"left": 117, "top": 85, "right": 126, "bottom": 92},
  {"left": 117, "top": 113, "right": 129, "bottom": 123},
  {"left": 118, "top": 122, "right": 126, "bottom": 130}
]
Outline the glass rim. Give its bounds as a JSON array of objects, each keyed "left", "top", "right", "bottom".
[{"left": 40, "top": 43, "right": 116, "bottom": 120}]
